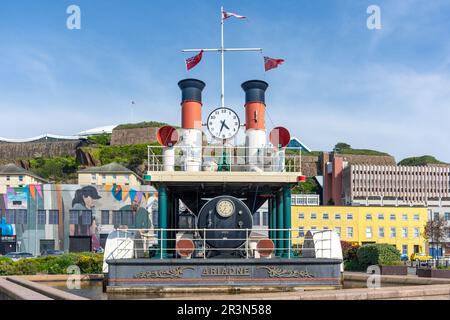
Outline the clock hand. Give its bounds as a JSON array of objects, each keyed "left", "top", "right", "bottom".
[
  {"left": 223, "top": 121, "right": 230, "bottom": 130},
  {"left": 219, "top": 120, "right": 226, "bottom": 134}
]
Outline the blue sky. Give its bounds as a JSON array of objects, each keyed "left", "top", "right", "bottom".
[{"left": 1, "top": 0, "right": 450, "bottom": 162}]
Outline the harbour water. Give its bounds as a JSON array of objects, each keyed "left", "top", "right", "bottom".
[{"left": 46, "top": 280, "right": 410, "bottom": 300}]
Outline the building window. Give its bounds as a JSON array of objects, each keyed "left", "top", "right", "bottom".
[
  {"left": 323, "top": 226, "right": 329, "bottom": 230},
  {"left": 298, "top": 213, "right": 304, "bottom": 219},
  {"left": 5, "top": 209, "right": 15, "bottom": 224},
  {"left": 413, "top": 214, "right": 420, "bottom": 221},
  {"left": 402, "top": 227, "right": 408, "bottom": 239},
  {"left": 122, "top": 210, "right": 134, "bottom": 225},
  {"left": 113, "top": 210, "right": 134, "bottom": 226},
  {"left": 335, "top": 213, "right": 341, "bottom": 220},
  {"left": 334, "top": 227, "right": 341, "bottom": 237},
  {"left": 298, "top": 228, "right": 304, "bottom": 238},
  {"left": 433, "top": 212, "right": 439, "bottom": 220},
  {"left": 18, "top": 176, "right": 24, "bottom": 182},
  {"left": 445, "top": 213, "right": 450, "bottom": 221},
  {"left": 323, "top": 213, "right": 329, "bottom": 220},
  {"left": 402, "top": 245, "right": 408, "bottom": 255},
  {"left": 413, "top": 227, "right": 420, "bottom": 238},
  {"left": 390, "top": 227, "right": 396, "bottom": 238},
  {"left": 378, "top": 227, "right": 385, "bottom": 238},
  {"left": 366, "top": 214, "right": 372, "bottom": 221},
  {"left": 366, "top": 227, "right": 372, "bottom": 239},
  {"left": 253, "top": 213, "right": 261, "bottom": 225},
  {"left": 91, "top": 174, "right": 96, "bottom": 181},
  {"left": 347, "top": 213, "right": 353, "bottom": 220},
  {"left": 390, "top": 214, "right": 396, "bottom": 221},
  {"left": 378, "top": 214, "right": 384, "bottom": 220},
  {"left": 16, "top": 210, "right": 27, "bottom": 224},
  {"left": 347, "top": 227, "right": 353, "bottom": 238},
  {"left": 402, "top": 214, "right": 408, "bottom": 221},
  {"left": 262, "top": 212, "right": 268, "bottom": 225},
  {"left": 69, "top": 210, "right": 80, "bottom": 224},
  {"left": 311, "top": 226, "right": 317, "bottom": 230},
  {"left": 101, "top": 210, "right": 110, "bottom": 225},
  {"left": 81, "top": 211, "right": 92, "bottom": 225},
  {"left": 49, "top": 210, "right": 59, "bottom": 225},
  {"left": 37, "top": 210, "right": 46, "bottom": 225},
  {"left": 6, "top": 176, "right": 10, "bottom": 181},
  {"left": 311, "top": 213, "right": 317, "bottom": 220},
  {"left": 113, "top": 211, "right": 121, "bottom": 225}
]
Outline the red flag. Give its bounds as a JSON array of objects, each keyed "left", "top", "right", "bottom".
[
  {"left": 186, "top": 50, "right": 204, "bottom": 71},
  {"left": 264, "top": 56, "right": 285, "bottom": 72},
  {"left": 223, "top": 11, "right": 247, "bottom": 20}
]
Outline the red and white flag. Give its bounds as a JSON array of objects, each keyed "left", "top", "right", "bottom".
[
  {"left": 186, "top": 50, "right": 204, "bottom": 71},
  {"left": 264, "top": 56, "right": 285, "bottom": 72},
  {"left": 222, "top": 11, "right": 247, "bottom": 20}
]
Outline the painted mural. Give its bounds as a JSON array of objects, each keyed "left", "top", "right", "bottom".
[{"left": 0, "top": 184, "right": 158, "bottom": 255}]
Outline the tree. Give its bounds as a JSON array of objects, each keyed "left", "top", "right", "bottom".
[
  {"left": 333, "top": 142, "right": 351, "bottom": 153},
  {"left": 423, "top": 216, "right": 448, "bottom": 263}
]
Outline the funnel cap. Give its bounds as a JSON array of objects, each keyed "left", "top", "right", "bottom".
[
  {"left": 241, "top": 80, "right": 269, "bottom": 104},
  {"left": 178, "top": 79, "right": 206, "bottom": 103}
]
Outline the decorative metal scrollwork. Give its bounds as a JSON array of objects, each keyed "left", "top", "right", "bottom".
[
  {"left": 134, "top": 266, "right": 194, "bottom": 279},
  {"left": 257, "top": 266, "right": 315, "bottom": 278}
]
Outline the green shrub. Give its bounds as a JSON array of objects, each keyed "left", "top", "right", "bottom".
[
  {"left": 88, "top": 133, "right": 111, "bottom": 146},
  {"left": 13, "top": 259, "right": 39, "bottom": 275},
  {"left": 115, "top": 121, "right": 170, "bottom": 130},
  {"left": 357, "top": 244, "right": 401, "bottom": 269},
  {"left": 75, "top": 254, "right": 103, "bottom": 274},
  {"left": 344, "top": 259, "right": 364, "bottom": 271},
  {"left": 398, "top": 155, "right": 446, "bottom": 166},
  {"left": 0, "top": 253, "right": 104, "bottom": 276},
  {"left": 341, "top": 241, "right": 360, "bottom": 261},
  {"left": 30, "top": 156, "right": 79, "bottom": 183},
  {"left": 0, "top": 257, "right": 15, "bottom": 276}
]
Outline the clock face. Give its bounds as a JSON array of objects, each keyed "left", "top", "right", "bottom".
[
  {"left": 216, "top": 199, "right": 235, "bottom": 218},
  {"left": 207, "top": 107, "right": 240, "bottom": 140}
]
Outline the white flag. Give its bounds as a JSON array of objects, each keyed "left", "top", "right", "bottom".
[{"left": 222, "top": 11, "right": 247, "bottom": 20}]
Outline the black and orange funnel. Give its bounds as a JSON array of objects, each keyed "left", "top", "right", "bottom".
[
  {"left": 241, "top": 80, "right": 269, "bottom": 130},
  {"left": 178, "top": 79, "right": 206, "bottom": 130}
]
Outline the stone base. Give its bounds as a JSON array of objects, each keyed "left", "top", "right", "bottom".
[{"left": 106, "top": 258, "right": 342, "bottom": 291}]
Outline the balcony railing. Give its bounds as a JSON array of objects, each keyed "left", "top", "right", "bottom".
[
  {"left": 104, "top": 228, "right": 336, "bottom": 261},
  {"left": 147, "top": 145, "right": 302, "bottom": 173}
]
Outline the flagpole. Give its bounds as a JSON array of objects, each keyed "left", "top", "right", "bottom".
[{"left": 221, "top": 6, "right": 225, "bottom": 109}]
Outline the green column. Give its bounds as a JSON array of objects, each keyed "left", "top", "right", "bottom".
[
  {"left": 277, "top": 191, "right": 284, "bottom": 257},
  {"left": 157, "top": 185, "right": 168, "bottom": 259},
  {"left": 268, "top": 198, "right": 272, "bottom": 240},
  {"left": 283, "top": 186, "right": 292, "bottom": 258}
]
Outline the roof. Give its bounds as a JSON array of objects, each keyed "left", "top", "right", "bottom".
[
  {"left": 0, "top": 163, "right": 48, "bottom": 182},
  {"left": 76, "top": 125, "right": 118, "bottom": 136},
  {"left": 78, "top": 162, "right": 141, "bottom": 179},
  {"left": 0, "top": 134, "right": 85, "bottom": 144},
  {"left": 287, "top": 137, "right": 312, "bottom": 153}
]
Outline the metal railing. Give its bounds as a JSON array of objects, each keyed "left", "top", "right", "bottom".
[
  {"left": 147, "top": 145, "right": 302, "bottom": 173},
  {"left": 107, "top": 228, "right": 335, "bottom": 260}
]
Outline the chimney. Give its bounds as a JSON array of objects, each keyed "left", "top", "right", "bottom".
[
  {"left": 178, "top": 79, "right": 206, "bottom": 130},
  {"left": 241, "top": 80, "right": 268, "bottom": 131},
  {"left": 177, "top": 79, "right": 206, "bottom": 172},
  {"left": 241, "top": 80, "right": 269, "bottom": 171}
]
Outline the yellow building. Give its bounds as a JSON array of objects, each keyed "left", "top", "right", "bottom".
[
  {"left": 0, "top": 163, "right": 48, "bottom": 193},
  {"left": 291, "top": 206, "right": 428, "bottom": 256},
  {"left": 78, "top": 162, "right": 142, "bottom": 186}
]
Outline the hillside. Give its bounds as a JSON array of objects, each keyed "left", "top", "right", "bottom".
[
  {"left": 333, "top": 142, "right": 390, "bottom": 157},
  {"left": 398, "top": 155, "right": 447, "bottom": 166}
]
